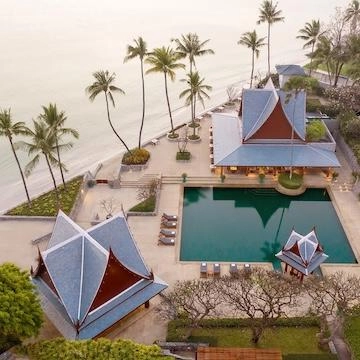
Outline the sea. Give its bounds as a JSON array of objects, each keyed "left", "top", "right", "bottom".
[{"left": 0, "top": 0, "right": 349, "bottom": 213}]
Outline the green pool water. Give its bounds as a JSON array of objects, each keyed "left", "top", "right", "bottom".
[{"left": 180, "top": 187, "right": 357, "bottom": 266}]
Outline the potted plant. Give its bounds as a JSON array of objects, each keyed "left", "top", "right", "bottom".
[
  {"left": 220, "top": 174, "right": 226, "bottom": 183},
  {"left": 259, "top": 173, "right": 265, "bottom": 184}
]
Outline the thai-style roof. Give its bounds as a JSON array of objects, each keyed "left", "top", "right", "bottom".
[
  {"left": 242, "top": 79, "right": 305, "bottom": 141},
  {"left": 32, "top": 211, "right": 167, "bottom": 339},
  {"left": 275, "top": 229, "right": 328, "bottom": 275},
  {"left": 276, "top": 64, "right": 306, "bottom": 76},
  {"left": 211, "top": 82, "right": 340, "bottom": 168}
]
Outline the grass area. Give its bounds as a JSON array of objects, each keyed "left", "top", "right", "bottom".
[
  {"left": 306, "top": 98, "right": 322, "bottom": 112},
  {"left": 6, "top": 177, "right": 83, "bottom": 216},
  {"left": 304, "top": 63, "right": 351, "bottom": 77},
  {"left": 129, "top": 195, "right": 156, "bottom": 212},
  {"left": 278, "top": 172, "right": 303, "bottom": 189},
  {"left": 344, "top": 312, "right": 360, "bottom": 359},
  {"left": 174, "top": 327, "right": 325, "bottom": 355}
]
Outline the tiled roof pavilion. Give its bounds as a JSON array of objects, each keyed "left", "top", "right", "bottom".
[
  {"left": 31, "top": 211, "right": 167, "bottom": 339},
  {"left": 212, "top": 79, "right": 340, "bottom": 168}
]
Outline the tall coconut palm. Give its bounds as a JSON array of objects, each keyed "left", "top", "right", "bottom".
[
  {"left": 179, "top": 71, "right": 212, "bottom": 137},
  {"left": 0, "top": 109, "right": 31, "bottom": 206},
  {"left": 38, "top": 103, "right": 79, "bottom": 189},
  {"left": 17, "top": 120, "right": 72, "bottom": 207},
  {"left": 145, "top": 47, "right": 185, "bottom": 136},
  {"left": 173, "top": 33, "right": 215, "bottom": 74},
  {"left": 297, "top": 20, "right": 324, "bottom": 75},
  {"left": 257, "top": 0, "right": 285, "bottom": 75},
  {"left": 86, "top": 70, "right": 131, "bottom": 153},
  {"left": 124, "top": 37, "right": 148, "bottom": 149},
  {"left": 238, "top": 30, "right": 266, "bottom": 88},
  {"left": 313, "top": 36, "right": 334, "bottom": 86},
  {"left": 345, "top": 0, "right": 360, "bottom": 33}
]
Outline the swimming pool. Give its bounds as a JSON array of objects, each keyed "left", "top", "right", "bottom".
[{"left": 180, "top": 187, "right": 357, "bottom": 266}]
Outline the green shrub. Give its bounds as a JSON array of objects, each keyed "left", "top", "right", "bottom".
[
  {"left": 306, "top": 120, "right": 326, "bottom": 141},
  {"left": 86, "top": 179, "right": 96, "bottom": 188},
  {"left": 345, "top": 310, "right": 360, "bottom": 359},
  {"left": 278, "top": 172, "right": 303, "bottom": 189},
  {"left": 6, "top": 177, "right": 83, "bottom": 216},
  {"left": 122, "top": 148, "right": 150, "bottom": 165},
  {"left": 129, "top": 195, "right": 156, "bottom": 212},
  {"left": 306, "top": 98, "right": 322, "bottom": 112},
  {"left": 22, "top": 338, "right": 168, "bottom": 360},
  {"left": 176, "top": 151, "right": 191, "bottom": 160}
]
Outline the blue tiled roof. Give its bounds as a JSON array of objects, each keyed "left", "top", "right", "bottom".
[
  {"left": 88, "top": 216, "right": 150, "bottom": 277},
  {"left": 276, "top": 64, "right": 306, "bottom": 76},
  {"left": 215, "top": 143, "right": 340, "bottom": 167},
  {"left": 34, "top": 212, "right": 168, "bottom": 339}
]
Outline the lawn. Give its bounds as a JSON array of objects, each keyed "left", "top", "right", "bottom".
[
  {"left": 6, "top": 176, "right": 83, "bottom": 216},
  {"left": 186, "top": 327, "right": 325, "bottom": 355},
  {"left": 344, "top": 312, "right": 360, "bottom": 359},
  {"left": 129, "top": 195, "right": 156, "bottom": 212}
]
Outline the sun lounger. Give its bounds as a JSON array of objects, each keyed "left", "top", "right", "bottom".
[
  {"left": 160, "top": 229, "right": 176, "bottom": 237},
  {"left": 229, "top": 263, "right": 238, "bottom": 276},
  {"left": 161, "top": 220, "right": 177, "bottom": 228},
  {"left": 158, "top": 237, "right": 175, "bottom": 246},
  {"left": 162, "top": 213, "right": 178, "bottom": 221},
  {"left": 213, "top": 263, "right": 221, "bottom": 277},
  {"left": 200, "top": 262, "right": 208, "bottom": 278}
]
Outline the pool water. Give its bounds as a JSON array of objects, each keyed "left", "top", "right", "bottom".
[{"left": 180, "top": 188, "right": 357, "bottom": 265}]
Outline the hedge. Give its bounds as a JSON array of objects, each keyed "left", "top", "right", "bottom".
[
  {"left": 122, "top": 148, "right": 150, "bottom": 165},
  {"left": 283, "top": 355, "right": 337, "bottom": 360},
  {"left": 278, "top": 173, "right": 303, "bottom": 190}
]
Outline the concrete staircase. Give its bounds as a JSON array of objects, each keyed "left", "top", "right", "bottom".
[{"left": 120, "top": 173, "right": 161, "bottom": 188}]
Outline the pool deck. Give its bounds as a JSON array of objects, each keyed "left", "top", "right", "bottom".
[{"left": 2, "top": 105, "right": 360, "bottom": 344}]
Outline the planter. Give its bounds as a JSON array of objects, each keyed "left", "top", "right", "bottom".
[
  {"left": 187, "top": 135, "right": 201, "bottom": 142},
  {"left": 188, "top": 122, "right": 200, "bottom": 128},
  {"left": 167, "top": 132, "right": 180, "bottom": 141},
  {"left": 176, "top": 151, "right": 191, "bottom": 161}
]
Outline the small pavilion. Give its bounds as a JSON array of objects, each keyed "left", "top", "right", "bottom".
[
  {"left": 275, "top": 229, "right": 328, "bottom": 281},
  {"left": 210, "top": 79, "right": 340, "bottom": 176},
  {"left": 31, "top": 211, "right": 167, "bottom": 339}
]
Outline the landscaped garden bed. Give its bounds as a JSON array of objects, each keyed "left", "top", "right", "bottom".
[
  {"left": 5, "top": 176, "right": 83, "bottom": 216},
  {"left": 167, "top": 318, "right": 333, "bottom": 357},
  {"left": 278, "top": 172, "right": 303, "bottom": 189},
  {"left": 122, "top": 148, "right": 150, "bottom": 165}
]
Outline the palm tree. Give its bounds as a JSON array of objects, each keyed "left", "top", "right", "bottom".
[
  {"left": 297, "top": 20, "right": 324, "bottom": 75},
  {"left": 345, "top": 0, "right": 360, "bottom": 33},
  {"left": 38, "top": 103, "right": 79, "bottom": 189},
  {"left": 86, "top": 70, "right": 131, "bottom": 153},
  {"left": 0, "top": 109, "right": 31, "bottom": 205},
  {"left": 257, "top": 0, "right": 285, "bottom": 75},
  {"left": 173, "top": 33, "right": 215, "bottom": 74},
  {"left": 313, "top": 36, "right": 334, "bottom": 85},
  {"left": 124, "top": 37, "right": 148, "bottom": 149},
  {"left": 17, "top": 120, "right": 72, "bottom": 207},
  {"left": 238, "top": 30, "right": 266, "bottom": 88},
  {"left": 145, "top": 47, "right": 185, "bottom": 137},
  {"left": 179, "top": 71, "right": 212, "bottom": 137}
]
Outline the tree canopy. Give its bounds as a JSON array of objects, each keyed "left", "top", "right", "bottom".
[{"left": 0, "top": 263, "right": 43, "bottom": 347}]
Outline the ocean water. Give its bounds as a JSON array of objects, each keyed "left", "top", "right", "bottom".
[{"left": 0, "top": 0, "right": 349, "bottom": 212}]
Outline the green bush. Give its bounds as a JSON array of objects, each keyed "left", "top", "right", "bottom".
[
  {"left": 306, "top": 98, "right": 322, "bottom": 112},
  {"left": 122, "top": 148, "right": 150, "bottom": 165},
  {"left": 6, "top": 177, "right": 83, "bottom": 216},
  {"left": 129, "top": 195, "right": 156, "bottom": 212},
  {"left": 344, "top": 310, "right": 360, "bottom": 359},
  {"left": 306, "top": 120, "right": 326, "bottom": 141},
  {"left": 176, "top": 151, "right": 191, "bottom": 160},
  {"left": 278, "top": 172, "right": 303, "bottom": 189},
  {"left": 22, "top": 338, "right": 169, "bottom": 360}
]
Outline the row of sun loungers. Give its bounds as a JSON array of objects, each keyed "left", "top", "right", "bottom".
[
  {"left": 158, "top": 213, "right": 177, "bottom": 246},
  {"left": 200, "top": 263, "right": 252, "bottom": 278}
]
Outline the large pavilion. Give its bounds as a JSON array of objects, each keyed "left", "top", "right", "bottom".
[
  {"left": 211, "top": 79, "right": 340, "bottom": 176},
  {"left": 31, "top": 211, "right": 167, "bottom": 339}
]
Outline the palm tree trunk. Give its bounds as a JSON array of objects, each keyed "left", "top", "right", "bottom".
[
  {"left": 326, "top": 62, "right": 332, "bottom": 86},
  {"left": 309, "top": 43, "right": 315, "bottom": 76},
  {"left": 104, "top": 92, "right": 132, "bottom": 153},
  {"left": 164, "top": 72, "right": 175, "bottom": 134},
  {"left": 250, "top": 50, "right": 255, "bottom": 88},
  {"left": 193, "top": 96, "right": 197, "bottom": 137},
  {"left": 9, "top": 137, "right": 31, "bottom": 206},
  {"left": 55, "top": 135, "right": 66, "bottom": 190},
  {"left": 267, "top": 22, "right": 271, "bottom": 76},
  {"left": 138, "top": 59, "right": 146, "bottom": 149},
  {"left": 44, "top": 153, "right": 60, "bottom": 209}
]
